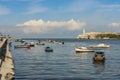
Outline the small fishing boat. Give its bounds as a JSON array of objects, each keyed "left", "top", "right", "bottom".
[
  {"left": 45, "top": 47, "right": 53, "bottom": 52},
  {"left": 36, "top": 42, "right": 45, "bottom": 45},
  {"left": 15, "top": 39, "right": 25, "bottom": 43},
  {"left": 93, "top": 51, "right": 105, "bottom": 62},
  {"left": 29, "top": 42, "right": 35, "bottom": 47},
  {"left": 53, "top": 41, "right": 64, "bottom": 44},
  {"left": 14, "top": 45, "right": 30, "bottom": 49},
  {"left": 57, "top": 41, "right": 64, "bottom": 44},
  {"left": 90, "top": 43, "right": 110, "bottom": 48},
  {"left": 75, "top": 47, "right": 94, "bottom": 53},
  {"left": 15, "top": 39, "right": 22, "bottom": 42}
]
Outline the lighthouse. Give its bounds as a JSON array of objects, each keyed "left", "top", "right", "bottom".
[{"left": 83, "top": 28, "right": 85, "bottom": 34}]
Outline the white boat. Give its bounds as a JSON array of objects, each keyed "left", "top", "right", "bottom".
[
  {"left": 75, "top": 47, "right": 94, "bottom": 53},
  {"left": 90, "top": 43, "right": 110, "bottom": 48},
  {"left": 24, "top": 41, "right": 36, "bottom": 47}
]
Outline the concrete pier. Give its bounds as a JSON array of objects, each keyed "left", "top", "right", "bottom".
[{"left": 0, "top": 39, "right": 15, "bottom": 80}]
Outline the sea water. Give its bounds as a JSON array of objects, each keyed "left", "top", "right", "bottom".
[{"left": 11, "top": 39, "right": 120, "bottom": 80}]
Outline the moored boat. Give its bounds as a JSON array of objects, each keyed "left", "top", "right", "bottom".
[
  {"left": 29, "top": 42, "right": 35, "bottom": 47},
  {"left": 93, "top": 51, "right": 105, "bottom": 62},
  {"left": 75, "top": 47, "right": 94, "bottom": 53},
  {"left": 36, "top": 42, "right": 45, "bottom": 45},
  {"left": 90, "top": 43, "right": 110, "bottom": 48},
  {"left": 45, "top": 47, "right": 53, "bottom": 52},
  {"left": 14, "top": 45, "right": 30, "bottom": 49},
  {"left": 15, "top": 39, "right": 25, "bottom": 43}
]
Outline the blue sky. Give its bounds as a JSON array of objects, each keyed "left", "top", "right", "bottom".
[{"left": 0, "top": 0, "right": 120, "bottom": 38}]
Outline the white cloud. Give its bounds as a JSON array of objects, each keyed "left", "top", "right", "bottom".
[
  {"left": 110, "top": 22, "right": 120, "bottom": 27},
  {"left": 16, "top": 19, "right": 86, "bottom": 33},
  {"left": 0, "top": 6, "right": 10, "bottom": 15}
]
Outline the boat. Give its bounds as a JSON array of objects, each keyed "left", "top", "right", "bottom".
[
  {"left": 57, "top": 41, "right": 64, "bottom": 44},
  {"left": 90, "top": 43, "right": 110, "bottom": 48},
  {"left": 15, "top": 39, "right": 25, "bottom": 43},
  {"left": 93, "top": 51, "right": 105, "bottom": 62},
  {"left": 45, "top": 47, "right": 53, "bottom": 52},
  {"left": 53, "top": 41, "right": 64, "bottom": 44},
  {"left": 15, "top": 39, "right": 22, "bottom": 42},
  {"left": 36, "top": 42, "right": 45, "bottom": 45},
  {"left": 75, "top": 47, "right": 94, "bottom": 53},
  {"left": 14, "top": 45, "right": 30, "bottom": 49},
  {"left": 29, "top": 42, "right": 35, "bottom": 47}
]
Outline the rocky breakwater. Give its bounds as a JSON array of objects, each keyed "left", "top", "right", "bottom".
[{"left": 0, "top": 38, "right": 15, "bottom": 80}]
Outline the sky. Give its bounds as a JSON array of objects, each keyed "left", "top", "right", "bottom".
[{"left": 0, "top": 0, "right": 120, "bottom": 38}]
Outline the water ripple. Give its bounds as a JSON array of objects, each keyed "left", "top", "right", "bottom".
[{"left": 11, "top": 39, "right": 120, "bottom": 80}]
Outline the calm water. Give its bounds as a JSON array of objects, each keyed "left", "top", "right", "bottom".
[{"left": 11, "top": 39, "right": 120, "bottom": 80}]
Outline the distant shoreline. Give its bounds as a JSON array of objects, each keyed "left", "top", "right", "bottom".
[
  {"left": 13, "top": 38, "right": 120, "bottom": 40},
  {"left": 77, "top": 32, "right": 120, "bottom": 39}
]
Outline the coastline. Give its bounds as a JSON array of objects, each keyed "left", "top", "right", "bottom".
[
  {"left": 77, "top": 32, "right": 120, "bottom": 39},
  {"left": 0, "top": 39, "right": 15, "bottom": 80}
]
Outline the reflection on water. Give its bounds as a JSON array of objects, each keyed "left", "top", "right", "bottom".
[
  {"left": 11, "top": 39, "right": 120, "bottom": 80},
  {"left": 93, "top": 61, "right": 105, "bottom": 65},
  {"left": 93, "top": 63, "right": 105, "bottom": 75},
  {"left": 75, "top": 51, "right": 94, "bottom": 54}
]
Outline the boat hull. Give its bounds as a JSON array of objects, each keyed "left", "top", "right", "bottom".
[
  {"left": 45, "top": 47, "right": 53, "bottom": 52},
  {"left": 45, "top": 50, "right": 53, "bottom": 52},
  {"left": 93, "top": 51, "right": 105, "bottom": 62},
  {"left": 90, "top": 46, "right": 109, "bottom": 48},
  {"left": 90, "top": 44, "right": 110, "bottom": 48},
  {"left": 93, "top": 57, "right": 105, "bottom": 61},
  {"left": 75, "top": 48, "right": 94, "bottom": 53},
  {"left": 14, "top": 45, "right": 30, "bottom": 49}
]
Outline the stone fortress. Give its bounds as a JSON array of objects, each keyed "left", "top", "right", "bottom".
[{"left": 77, "top": 29, "right": 120, "bottom": 39}]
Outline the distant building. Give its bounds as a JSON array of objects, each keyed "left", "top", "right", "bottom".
[{"left": 77, "top": 31, "right": 120, "bottom": 39}]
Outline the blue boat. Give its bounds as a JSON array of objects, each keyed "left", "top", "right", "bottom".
[{"left": 45, "top": 47, "right": 53, "bottom": 52}]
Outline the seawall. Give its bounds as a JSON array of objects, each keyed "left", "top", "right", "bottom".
[{"left": 0, "top": 38, "right": 15, "bottom": 80}]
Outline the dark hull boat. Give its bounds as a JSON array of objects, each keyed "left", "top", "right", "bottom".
[
  {"left": 93, "top": 51, "right": 105, "bottom": 62},
  {"left": 14, "top": 45, "right": 30, "bottom": 49},
  {"left": 45, "top": 47, "right": 53, "bottom": 52}
]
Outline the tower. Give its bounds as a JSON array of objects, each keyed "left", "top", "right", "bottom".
[{"left": 83, "top": 28, "right": 85, "bottom": 34}]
